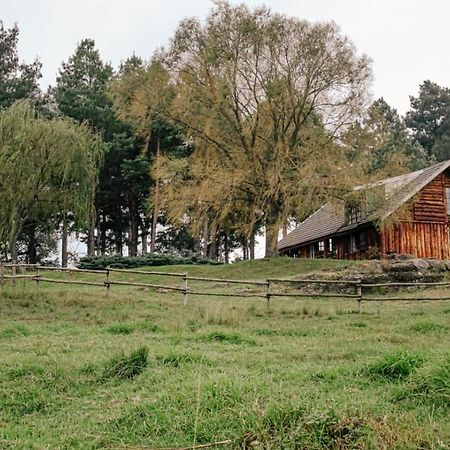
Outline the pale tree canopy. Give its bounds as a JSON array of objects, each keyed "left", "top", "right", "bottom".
[{"left": 159, "top": 1, "right": 372, "bottom": 256}]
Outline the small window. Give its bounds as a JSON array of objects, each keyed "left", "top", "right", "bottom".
[
  {"left": 346, "top": 205, "right": 363, "bottom": 224},
  {"left": 348, "top": 234, "right": 357, "bottom": 253},
  {"left": 329, "top": 238, "right": 333, "bottom": 252},
  {"left": 359, "top": 231, "right": 368, "bottom": 250},
  {"left": 318, "top": 241, "right": 325, "bottom": 252}
]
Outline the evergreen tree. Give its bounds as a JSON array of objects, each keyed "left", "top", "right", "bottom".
[
  {"left": 54, "top": 39, "right": 144, "bottom": 258},
  {"left": 0, "top": 21, "right": 42, "bottom": 108},
  {"left": 405, "top": 80, "right": 450, "bottom": 161},
  {"left": 344, "top": 98, "right": 430, "bottom": 175}
]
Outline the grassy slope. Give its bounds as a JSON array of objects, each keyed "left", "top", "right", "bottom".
[{"left": 0, "top": 258, "right": 449, "bottom": 449}]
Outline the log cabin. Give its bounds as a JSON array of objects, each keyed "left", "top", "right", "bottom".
[{"left": 278, "top": 160, "right": 450, "bottom": 260}]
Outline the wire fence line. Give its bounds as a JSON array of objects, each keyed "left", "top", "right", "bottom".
[{"left": 1, "top": 263, "right": 450, "bottom": 311}]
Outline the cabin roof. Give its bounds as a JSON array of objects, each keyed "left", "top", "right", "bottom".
[{"left": 278, "top": 159, "right": 450, "bottom": 251}]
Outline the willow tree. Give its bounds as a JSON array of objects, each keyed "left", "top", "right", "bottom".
[
  {"left": 0, "top": 101, "right": 102, "bottom": 263},
  {"left": 162, "top": 1, "right": 372, "bottom": 256}
]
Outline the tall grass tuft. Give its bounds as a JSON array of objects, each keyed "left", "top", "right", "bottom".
[
  {"left": 104, "top": 323, "right": 135, "bottom": 335},
  {"left": 102, "top": 346, "right": 149, "bottom": 380},
  {"left": 363, "top": 351, "right": 423, "bottom": 381},
  {"left": 402, "top": 356, "right": 450, "bottom": 408},
  {"left": 200, "top": 331, "right": 256, "bottom": 345}
]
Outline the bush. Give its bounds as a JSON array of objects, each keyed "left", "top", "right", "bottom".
[
  {"left": 77, "top": 254, "right": 223, "bottom": 270},
  {"left": 101, "top": 346, "right": 149, "bottom": 380}
]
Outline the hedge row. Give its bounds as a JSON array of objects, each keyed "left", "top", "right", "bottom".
[{"left": 76, "top": 254, "right": 223, "bottom": 270}]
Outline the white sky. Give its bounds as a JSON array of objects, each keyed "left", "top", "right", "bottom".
[{"left": 3, "top": 0, "right": 450, "bottom": 115}]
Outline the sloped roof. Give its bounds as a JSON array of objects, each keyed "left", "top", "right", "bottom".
[{"left": 278, "top": 160, "right": 450, "bottom": 251}]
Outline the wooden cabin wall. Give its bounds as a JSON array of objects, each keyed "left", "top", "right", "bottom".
[
  {"left": 380, "top": 222, "right": 450, "bottom": 259},
  {"left": 381, "top": 171, "right": 450, "bottom": 259},
  {"left": 412, "top": 173, "right": 448, "bottom": 222}
]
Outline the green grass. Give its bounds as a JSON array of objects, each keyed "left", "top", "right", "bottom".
[
  {"left": 101, "top": 346, "right": 149, "bottom": 380},
  {"left": 0, "top": 258, "right": 449, "bottom": 449},
  {"left": 363, "top": 350, "right": 423, "bottom": 381}
]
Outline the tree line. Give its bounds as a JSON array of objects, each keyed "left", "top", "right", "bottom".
[{"left": 1, "top": 2, "right": 450, "bottom": 264}]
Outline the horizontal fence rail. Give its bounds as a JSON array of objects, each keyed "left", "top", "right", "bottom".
[{"left": 2, "top": 263, "right": 450, "bottom": 310}]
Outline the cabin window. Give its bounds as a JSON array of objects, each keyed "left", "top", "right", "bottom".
[
  {"left": 347, "top": 234, "right": 358, "bottom": 254},
  {"left": 346, "top": 205, "right": 363, "bottom": 224},
  {"left": 328, "top": 238, "right": 336, "bottom": 258},
  {"left": 359, "top": 231, "right": 368, "bottom": 250},
  {"left": 318, "top": 241, "right": 325, "bottom": 252},
  {"left": 446, "top": 188, "right": 450, "bottom": 215}
]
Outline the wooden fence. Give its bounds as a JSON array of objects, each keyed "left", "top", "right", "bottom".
[{"left": 1, "top": 263, "right": 450, "bottom": 311}]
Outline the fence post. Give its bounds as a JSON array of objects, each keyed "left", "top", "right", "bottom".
[
  {"left": 356, "top": 281, "right": 362, "bottom": 314},
  {"left": 183, "top": 272, "right": 189, "bottom": 306},
  {"left": 266, "top": 280, "right": 271, "bottom": 312}
]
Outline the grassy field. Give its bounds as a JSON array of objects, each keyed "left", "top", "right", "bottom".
[{"left": 0, "top": 258, "right": 449, "bottom": 449}]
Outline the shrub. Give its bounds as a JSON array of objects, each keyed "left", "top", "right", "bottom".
[
  {"left": 77, "top": 254, "right": 222, "bottom": 270},
  {"left": 363, "top": 351, "right": 423, "bottom": 381},
  {"left": 102, "top": 346, "right": 149, "bottom": 380}
]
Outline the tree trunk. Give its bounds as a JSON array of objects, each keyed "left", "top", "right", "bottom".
[
  {"left": 87, "top": 207, "right": 96, "bottom": 256},
  {"left": 224, "top": 233, "right": 229, "bottom": 264},
  {"left": 217, "top": 234, "right": 223, "bottom": 262},
  {"left": 27, "top": 223, "right": 38, "bottom": 264},
  {"left": 9, "top": 235, "right": 18, "bottom": 264},
  {"left": 150, "top": 136, "right": 161, "bottom": 253},
  {"left": 242, "top": 238, "right": 248, "bottom": 260},
  {"left": 208, "top": 227, "right": 217, "bottom": 260},
  {"left": 116, "top": 230, "right": 123, "bottom": 256},
  {"left": 249, "top": 232, "right": 255, "bottom": 260},
  {"left": 100, "top": 212, "right": 107, "bottom": 255},
  {"left": 202, "top": 221, "right": 208, "bottom": 259},
  {"left": 142, "top": 230, "right": 148, "bottom": 255},
  {"left": 194, "top": 235, "right": 201, "bottom": 256},
  {"left": 265, "top": 223, "right": 279, "bottom": 258},
  {"left": 62, "top": 212, "right": 68, "bottom": 267},
  {"left": 9, "top": 218, "right": 20, "bottom": 264},
  {"left": 129, "top": 196, "right": 139, "bottom": 257}
]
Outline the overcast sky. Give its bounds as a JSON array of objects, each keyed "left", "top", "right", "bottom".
[{"left": 3, "top": 0, "right": 450, "bottom": 115}]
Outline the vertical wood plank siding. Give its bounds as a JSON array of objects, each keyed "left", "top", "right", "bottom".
[{"left": 381, "top": 222, "right": 450, "bottom": 259}]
